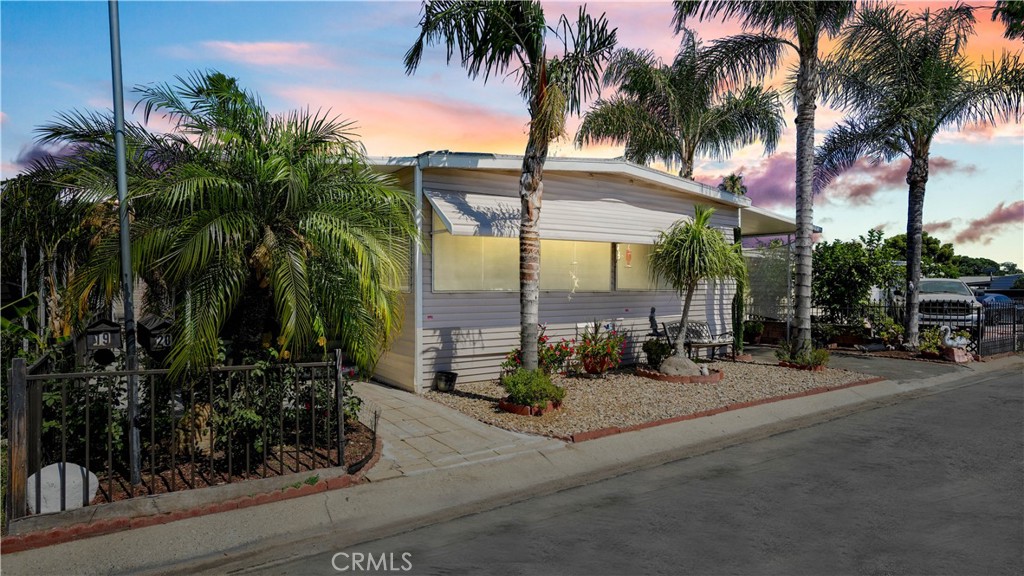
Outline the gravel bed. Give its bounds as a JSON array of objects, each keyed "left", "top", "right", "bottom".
[{"left": 423, "top": 361, "right": 877, "bottom": 438}]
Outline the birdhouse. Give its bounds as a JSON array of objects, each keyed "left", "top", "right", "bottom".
[{"left": 138, "top": 315, "right": 173, "bottom": 354}]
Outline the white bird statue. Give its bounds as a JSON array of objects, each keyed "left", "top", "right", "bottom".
[{"left": 939, "top": 326, "right": 969, "bottom": 348}]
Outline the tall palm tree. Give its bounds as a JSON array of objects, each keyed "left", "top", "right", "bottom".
[
  {"left": 649, "top": 204, "right": 746, "bottom": 376},
  {"left": 575, "top": 29, "right": 785, "bottom": 179},
  {"left": 405, "top": 1, "right": 616, "bottom": 370},
  {"left": 39, "top": 71, "right": 417, "bottom": 375},
  {"left": 815, "top": 3, "right": 1024, "bottom": 347},
  {"left": 674, "top": 0, "right": 855, "bottom": 354}
]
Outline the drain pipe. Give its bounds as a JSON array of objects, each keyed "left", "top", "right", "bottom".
[{"left": 413, "top": 154, "right": 426, "bottom": 392}]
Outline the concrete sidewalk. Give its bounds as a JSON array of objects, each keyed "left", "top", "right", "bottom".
[
  {"left": 3, "top": 355, "right": 1019, "bottom": 575},
  {"left": 354, "top": 381, "right": 564, "bottom": 481}
]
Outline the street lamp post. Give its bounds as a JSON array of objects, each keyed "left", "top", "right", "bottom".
[{"left": 108, "top": 0, "right": 141, "bottom": 486}]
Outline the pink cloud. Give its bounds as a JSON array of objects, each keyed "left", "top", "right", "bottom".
[
  {"left": 275, "top": 86, "right": 529, "bottom": 156},
  {"left": 954, "top": 201, "right": 1024, "bottom": 244},
  {"left": 924, "top": 220, "right": 956, "bottom": 234},
  {"left": 0, "top": 111, "right": 7, "bottom": 124},
  {"left": 1, "top": 161, "right": 24, "bottom": 178},
  {"left": 202, "top": 41, "right": 336, "bottom": 69},
  {"left": 733, "top": 153, "right": 797, "bottom": 211},
  {"left": 823, "top": 156, "right": 977, "bottom": 205}
]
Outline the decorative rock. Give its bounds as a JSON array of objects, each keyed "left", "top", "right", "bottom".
[{"left": 27, "top": 462, "right": 99, "bottom": 514}]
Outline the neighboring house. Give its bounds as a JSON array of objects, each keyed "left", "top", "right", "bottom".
[{"left": 371, "top": 151, "right": 799, "bottom": 393}]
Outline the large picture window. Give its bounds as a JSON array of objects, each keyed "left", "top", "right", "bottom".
[
  {"left": 615, "top": 243, "right": 671, "bottom": 291},
  {"left": 432, "top": 216, "right": 613, "bottom": 292},
  {"left": 432, "top": 217, "right": 518, "bottom": 291},
  {"left": 540, "top": 240, "right": 611, "bottom": 292}
]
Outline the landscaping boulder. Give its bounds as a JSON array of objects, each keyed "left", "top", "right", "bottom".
[
  {"left": 27, "top": 462, "right": 99, "bottom": 514},
  {"left": 658, "top": 354, "right": 703, "bottom": 377}
]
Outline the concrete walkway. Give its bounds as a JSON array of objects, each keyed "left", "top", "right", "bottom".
[
  {"left": 353, "top": 382, "right": 564, "bottom": 481},
  {"left": 3, "top": 355, "right": 1019, "bottom": 575}
]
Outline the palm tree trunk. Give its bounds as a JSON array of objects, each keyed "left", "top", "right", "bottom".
[
  {"left": 904, "top": 153, "right": 929, "bottom": 348},
  {"left": 674, "top": 282, "right": 697, "bottom": 351},
  {"left": 793, "top": 41, "right": 820, "bottom": 352},
  {"left": 659, "top": 281, "right": 701, "bottom": 376},
  {"left": 518, "top": 130, "right": 549, "bottom": 371}
]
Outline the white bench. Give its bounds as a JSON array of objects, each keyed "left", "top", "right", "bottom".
[{"left": 662, "top": 321, "right": 733, "bottom": 360}]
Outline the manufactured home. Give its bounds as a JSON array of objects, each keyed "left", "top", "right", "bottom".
[{"left": 371, "top": 151, "right": 799, "bottom": 393}]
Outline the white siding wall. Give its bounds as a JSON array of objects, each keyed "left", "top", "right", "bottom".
[{"left": 415, "top": 168, "right": 739, "bottom": 389}]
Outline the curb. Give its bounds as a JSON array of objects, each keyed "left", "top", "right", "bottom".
[
  {"left": 569, "top": 376, "right": 885, "bottom": 443},
  {"left": 1, "top": 436, "right": 383, "bottom": 553}
]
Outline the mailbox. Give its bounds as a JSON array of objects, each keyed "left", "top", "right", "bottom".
[
  {"left": 138, "top": 315, "right": 174, "bottom": 354},
  {"left": 84, "top": 319, "right": 122, "bottom": 350},
  {"left": 75, "top": 318, "right": 122, "bottom": 366}
]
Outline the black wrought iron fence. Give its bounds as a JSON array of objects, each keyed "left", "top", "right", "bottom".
[
  {"left": 6, "top": 350, "right": 364, "bottom": 521},
  {"left": 745, "top": 298, "right": 1024, "bottom": 356}
]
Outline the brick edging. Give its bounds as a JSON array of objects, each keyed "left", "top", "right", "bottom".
[
  {"left": 2, "top": 436, "right": 384, "bottom": 554},
  {"left": 569, "top": 376, "right": 886, "bottom": 443}
]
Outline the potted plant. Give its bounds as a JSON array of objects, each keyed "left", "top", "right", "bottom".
[
  {"left": 743, "top": 321, "right": 764, "bottom": 345},
  {"left": 576, "top": 321, "right": 626, "bottom": 375}
]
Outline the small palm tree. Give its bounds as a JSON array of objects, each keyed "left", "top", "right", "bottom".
[
  {"left": 575, "top": 29, "right": 785, "bottom": 179},
  {"left": 674, "top": 0, "right": 855, "bottom": 352},
  {"left": 815, "top": 3, "right": 1024, "bottom": 346},
  {"left": 39, "top": 71, "right": 417, "bottom": 375},
  {"left": 405, "top": 0, "right": 616, "bottom": 371},
  {"left": 718, "top": 173, "right": 747, "bottom": 196},
  {"left": 649, "top": 204, "right": 746, "bottom": 376}
]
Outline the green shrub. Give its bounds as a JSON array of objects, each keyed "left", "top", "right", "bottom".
[
  {"left": 642, "top": 338, "right": 672, "bottom": 369},
  {"left": 775, "top": 338, "right": 831, "bottom": 368},
  {"left": 918, "top": 327, "right": 943, "bottom": 354},
  {"left": 743, "top": 321, "right": 764, "bottom": 341},
  {"left": 500, "top": 369, "right": 565, "bottom": 408}
]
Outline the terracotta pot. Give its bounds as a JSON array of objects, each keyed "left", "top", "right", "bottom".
[
  {"left": 582, "top": 356, "right": 613, "bottom": 375},
  {"left": 498, "top": 397, "right": 563, "bottom": 416}
]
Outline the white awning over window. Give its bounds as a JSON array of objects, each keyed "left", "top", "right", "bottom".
[{"left": 424, "top": 189, "right": 692, "bottom": 244}]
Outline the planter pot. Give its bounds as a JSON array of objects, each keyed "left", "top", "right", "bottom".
[
  {"left": 498, "top": 397, "right": 562, "bottom": 417},
  {"left": 581, "top": 356, "right": 614, "bottom": 375},
  {"left": 433, "top": 371, "right": 458, "bottom": 392},
  {"left": 778, "top": 361, "right": 826, "bottom": 372},
  {"left": 733, "top": 353, "right": 754, "bottom": 362},
  {"left": 634, "top": 366, "right": 724, "bottom": 384}
]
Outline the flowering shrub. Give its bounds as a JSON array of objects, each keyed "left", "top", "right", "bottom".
[
  {"left": 501, "top": 325, "right": 575, "bottom": 375},
  {"left": 576, "top": 321, "right": 627, "bottom": 375}
]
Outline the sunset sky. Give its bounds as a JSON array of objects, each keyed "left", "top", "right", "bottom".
[{"left": 2, "top": 1, "right": 1021, "bottom": 268}]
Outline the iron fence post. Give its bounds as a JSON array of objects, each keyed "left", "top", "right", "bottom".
[
  {"left": 334, "top": 349, "right": 346, "bottom": 473},
  {"left": 8, "top": 358, "right": 28, "bottom": 521}
]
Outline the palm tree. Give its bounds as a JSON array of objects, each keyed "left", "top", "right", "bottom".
[
  {"left": 718, "top": 173, "right": 747, "bottom": 196},
  {"left": 575, "top": 29, "right": 785, "bottom": 180},
  {"left": 815, "top": 3, "right": 1024, "bottom": 347},
  {"left": 649, "top": 204, "right": 746, "bottom": 376},
  {"left": 39, "top": 71, "right": 417, "bottom": 375},
  {"left": 993, "top": 0, "right": 1024, "bottom": 40},
  {"left": 674, "top": 0, "right": 855, "bottom": 354},
  {"left": 405, "top": 1, "right": 616, "bottom": 371}
]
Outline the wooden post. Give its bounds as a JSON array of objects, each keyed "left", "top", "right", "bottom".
[{"left": 8, "top": 358, "right": 28, "bottom": 520}]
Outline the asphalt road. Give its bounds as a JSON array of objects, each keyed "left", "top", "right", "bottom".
[{"left": 254, "top": 368, "right": 1023, "bottom": 576}]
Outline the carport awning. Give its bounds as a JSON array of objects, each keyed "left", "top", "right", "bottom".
[
  {"left": 740, "top": 205, "right": 822, "bottom": 236},
  {"left": 424, "top": 189, "right": 691, "bottom": 244}
]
